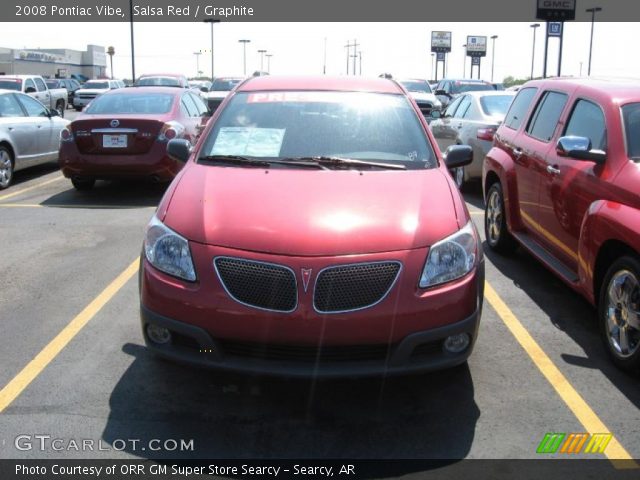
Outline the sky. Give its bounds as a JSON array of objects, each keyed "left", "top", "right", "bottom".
[{"left": 0, "top": 21, "right": 634, "bottom": 82}]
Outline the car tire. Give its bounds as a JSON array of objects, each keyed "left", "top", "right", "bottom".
[
  {"left": 598, "top": 255, "right": 640, "bottom": 372},
  {"left": 56, "top": 101, "right": 65, "bottom": 118},
  {"left": 484, "top": 182, "right": 516, "bottom": 254},
  {"left": 71, "top": 177, "right": 95, "bottom": 191},
  {"left": 0, "top": 145, "right": 14, "bottom": 190}
]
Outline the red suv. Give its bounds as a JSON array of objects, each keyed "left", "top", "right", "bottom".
[
  {"left": 483, "top": 78, "right": 640, "bottom": 371},
  {"left": 139, "top": 75, "right": 484, "bottom": 377}
]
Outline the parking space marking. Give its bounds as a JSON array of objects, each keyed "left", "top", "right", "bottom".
[
  {"left": 0, "top": 175, "right": 64, "bottom": 202},
  {"left": 484, "top": 281, "right": 637, "bottom": 468},
  {"left": 0, "top": 203, "right": 155, "bottom": 209},
  {"left": 0, "top": 258, "right": 139, "bottom": 414}
]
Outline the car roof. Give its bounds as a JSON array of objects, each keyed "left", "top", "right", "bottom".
[
  {"left": 139, "top": 73, "right": 186, "bottom": 78},
  {"left": 522, "top": 77, "right": 640, "bottom": 105},
  {"left": 237, "top": 75, "right": 405, "bottom": 94}
]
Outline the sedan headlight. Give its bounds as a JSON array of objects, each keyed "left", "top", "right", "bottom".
[
  {"left": 419, "top": 221, "right": 479, "bottom": 288},
  {"left": 144, "top": 215, "right": 196, "bottom": 282}
]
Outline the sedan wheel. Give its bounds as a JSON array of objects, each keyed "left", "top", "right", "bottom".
[
  {"left": 0, "top": 146, "right": 14, "bottom": 190},
  {"left": 600, "top": 257, "right": 640, "bottom": 371},
  {"left": 484, "top": 182, "right": 516, "bottom": 254}
]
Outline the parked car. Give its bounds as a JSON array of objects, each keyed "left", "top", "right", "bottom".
[
  {"left": 202, "top": 76, "right": 244, "bottom": 112},
  {"left": 72, "top": 79, "right": 121, "bottom": 111},
  {"left": 492, "top": 83, "right": 505, "bottom": 91},
  {"left": 397, "top": 78, "right": 443, "bottom": 120},
  {"left": 45, "top": 78, "right": 82, "bottom": 109},
  {"left": 135, "top": 74, "right": 189, "bottom": 88},
  {"left": 0, "top": 75, "right": 68, "bottom": 117},
  {"left": 188, "top": 80, "right": 211, "bottom": 93},
  {"left": 434, "top": 78, "right": 494, "bottom": 108},
  {"left": 0, "top": 90, "right": 69, "bottom": 189},
  {"left": 483, "top": 77, "right": 640, "bottom": 371},
  {"left": 59, "top": 86, "right": 210, "bottom": 190},
  {"left": 430, "top": 90, "right": 515, "bottom": 188},
  {"left": 139, "top": 75, "right": 483, "bottom": 377}
]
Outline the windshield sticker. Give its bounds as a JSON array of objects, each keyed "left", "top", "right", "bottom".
[{"left": 211, "top": 127, "right": 286, "bottom": 157}]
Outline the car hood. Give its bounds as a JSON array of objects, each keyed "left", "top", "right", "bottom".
[
  {"left": 163, "top": 166, "right": 460, "bottom": 256},
  {"left": 75, "top": 88, "right": 109, "bottom": 95}
]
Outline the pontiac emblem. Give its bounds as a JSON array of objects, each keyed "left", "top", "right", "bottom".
[
  {"left": 110, "top": 119, "right": 119, "bottom": 128},
  {"left": 301, "top": 269, "right": 313, "bottom": 293}
]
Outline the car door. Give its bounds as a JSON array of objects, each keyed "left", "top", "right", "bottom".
[
  {"left": 0, "top": 93, "right": 36, "bottom": 166},
  {"left": 430, "top": 95, "right": 464, "bottom": 153},
  {"left": 33, "top": 77, "right": 51, "bottom": 108},
  {"left": 180, "top": 92, "right": 207, "bottom": 143},
  {"left": 15, "top": 93, "right": 54, "bottom": 160},
  {"left": 537, "top": 97, "right": 609, "bottom": 271},
  {"left": 449, "top": 94, "right": 473, "bottom": 144}
]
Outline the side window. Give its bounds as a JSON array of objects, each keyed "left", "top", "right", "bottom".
[
  {"left": 17, "top": 94, "right": 48, "bottom": 117},
  {"left": 34, "top": 77, "right": 47, "bottom": 91},
  {"left": 190, "top": 93, "right": 208, "bottom": 115},
  {"left": 564, "top": 99, "right": 606, "bottom": 151},
  {"left": 24, "top": 78, "right": 36, "bottom": 92},
  {"left": 443, "top": 82, "right": 451, "bottom": 94},
  {"left": 526, "top": 91, "right": 568, "bottom": 142},
  {"left": 181, "top": 94, "right": 199, "bottom": 117},
  {"left": 453, "top": 95, "right": 472, "bottom": 119},
  {"left": 180, "top": 99, "right": 194, "bottom": 117},
  {"left": 443, "top": 95, "right": 464, "bottom": 118},
  {"left": 0, "top": 94, "right": 26, "bottom": 117},
  {"left": 504, "top": 87, "right": 537, "bottom": 130}
]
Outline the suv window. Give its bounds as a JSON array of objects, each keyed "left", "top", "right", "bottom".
[
  {"left": 24, "top": 78, "right": 36, "bottom": 92},
  {"left": 504, "top": 87, "right": 537, "bottom": 130},
  {"left": 526, "top": 91, "right": 568, "bottom": 142},
  {"left": 564, "top": 99, "right": 606, "bottom": 151},
  {"left": 34, "top": 77, "right": 47, "bottom": 91},
  {"left": 453, "top": 95, "right": 472, "bottom": 119},
  {"left": 622, "top": 103, "right": 640, "bottom": 160}
]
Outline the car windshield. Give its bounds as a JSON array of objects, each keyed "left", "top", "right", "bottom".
[
  {"left": 83, "top": 81, "right": 109, "bottom": 89},
  {"left": 84, "top": 93, "right": 174, "bottom": 114},
  {"left": 480, "top": 95, "right": 514, "bottom": 117},
  {"left": 45, "top": 80, "right": 60, "bottom": 88},
  {"left": 200, "top": 91, "right": 435, "bottom": 169},
  {"left": 452, "top": 82, "right": 494, "bottom": 94},
  {"left": 211, "top": 79, "right": 242, "bottom": 91},
  {"left": 400, "top": 81, "right": 432, "bottom": 94},
  {"left": 0, "top": 79, "right": 22, "bottom": 91},
  {"left": 622, "top": 103, "right": 640, "bottom": 160},
  {"left": 137, "top": 77, "right": 181, "bottom": 87}
]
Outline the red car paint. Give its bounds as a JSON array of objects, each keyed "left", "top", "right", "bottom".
[
  {"left": 59, "top": 87, "right": 207, "bottom": 183},
  {"left": 140, "top": 76, "right": 484, "bottom": 376}
]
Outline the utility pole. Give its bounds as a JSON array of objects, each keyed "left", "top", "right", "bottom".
[
  {"left": 238, "top": 39, "right": 251, "bottom": 75},
  {"left": 352, "top": 39, "right": 359, "bottom": 76},
  {"left": 344, "top": 40, "right": 359, "bottom": 75},
  {"left": 586, "top": 6, "right": 602, "bottom": 76},
  {"left": 258, "top": 49, "right": 267, "bottom": 71},
  {"left": 530, "top": 23, "right": 540, "bottom": 79},
  {"left": 431, "top": 53, "right": 435, "bottom": 81},
  {"left": 203, "top": 19, "right": 220, "bottom": 80},
  {"left": 490, "top": 35, "right": 498, "bottom": 83},
  {"left": 359, "top": 51, "right": 362, "bottom": 75}
]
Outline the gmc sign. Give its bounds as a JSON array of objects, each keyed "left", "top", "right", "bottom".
[{"left": 536, "top": 0, "right": 576, "bottom": 20}]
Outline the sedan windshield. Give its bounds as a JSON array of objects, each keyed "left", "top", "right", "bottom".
[
  {"left": 200, "top": 91, "right": 435, "bottom": 169},
  {"left": 85, "top": 93, "right": 174, "bottom": 114},
  {"left": 480, "top": 95, "right": 515, "bottom": 117},
  {"left": 83, "top": 81, "right": 109, "bottom": 89},
  {"left": 0, "top": 79, "right": 22, "bottom": 91},
  {"left": 137, "top": 77, "right": 181, "bottom": 87},
  {"left": 211, "top": 79, "right": 242, "bottom": 91}
]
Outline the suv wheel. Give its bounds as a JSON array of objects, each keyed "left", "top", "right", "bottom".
[
  {"left": 599, "top": 256, "right": 640, "bottom": 371},
  {"left": 484, "top": 182, "right": 516, "bottom": 253}
]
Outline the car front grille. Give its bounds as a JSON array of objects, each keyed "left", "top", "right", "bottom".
[
  {"left": 314, "top": 262, "right": 402, "bottom": 313},
  {"left": 416, "top": 101, "right": 433, "bottom": 117},
  {"left": 218, "top": 339, "right": 393, "bottom": 363},
  {"left": 214, "top": 257, "right": 297, "bottom": 312}
]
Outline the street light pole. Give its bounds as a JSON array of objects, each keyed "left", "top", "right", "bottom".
[
  {"left": 193, "top": 52, "right": 201, "bottom": 77},
  {"left": 257, "top": 49, "right": 267, "bottom": 71},
  {"left": 586, "top": 6, "right": 602, "bottom": 76},
  {"left": 107, "top": 46, "right": 115, "bottom": 79},
  {"left": 203, "top": 19, "right": 220, "bottom": 81},
  {"left": 238, "top": 39, "right": 251, "bottom": 75},
  {"left": 490, "top": 35, "right": 498, "bottom": 83},
  {"left": 530, "top": 23, "right": 540, "bottom": 79},
  {"left": 129, "top": 0, "right": 135, "bottom": 82},
  {"left": 462, "top": 44, "right": 467, "bottom": 78},
  {"left": 430, "top": 53, "right": 435, "bottom": 81},
  {"left": 266, "top": 54, "right": 273, "bottom": 73}
]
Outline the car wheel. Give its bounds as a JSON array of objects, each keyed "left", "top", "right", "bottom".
[
  {"left": 599, "top": 256, "right": 640, "bottom": 371},
  {"left": 56, "top": 101, "right": 65, "bottom": 118},
  {"left": 484, "top": 182, "right": 516, "bottom": 254},
  {"left": 71, "top": 177, "right": 95, "bottom": 191},
  {"left": 0, "top": 146, "right": 14, "bottom": 190}
]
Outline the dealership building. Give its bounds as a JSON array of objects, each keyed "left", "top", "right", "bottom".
[{"left": 0, "top": 44, "right": 107, "bottom": 80}]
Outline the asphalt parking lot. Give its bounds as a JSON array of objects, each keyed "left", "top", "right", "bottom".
[{"left": 0, "top": 119, "right": 638, "bottom": 465}]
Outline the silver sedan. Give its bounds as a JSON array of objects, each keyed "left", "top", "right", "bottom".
[
  {"left": 0, "top": 90, "right": 70, "bottom": 189},
  {"left": 429, "top": 90, "right": 515, "bottom": 188}
]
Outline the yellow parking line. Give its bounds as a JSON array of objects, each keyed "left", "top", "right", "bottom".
[
  {"left": 0, "top": 175, "right": 64, "bottom": 202},
  {"left": 0, "top": 258, "right": 139, "bottom": 414},
  {"left": 484, "top": 281, "right": 637, "bottom": 468}
]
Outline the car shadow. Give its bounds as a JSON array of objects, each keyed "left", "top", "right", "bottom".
[
  {"left": 482, "top": 244, "right": 640, "bottom": 406},
  {"left": 461, "top": 182, "right": 484, "bottom": 211},
  {"left": 101, "top": 343, "right": 479, "bottom": 472},
  {"left": 8, "top": 162, "right": 60, "bottom": 188},
  {"left": 40, "top": 179, "right": 167, "bottom": 209}
]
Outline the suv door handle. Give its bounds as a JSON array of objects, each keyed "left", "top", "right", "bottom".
[
  {"left": 513, "top": 147, "right": 523, "bottom": 158},
  {"left": 546, "top": 164, "right": 561, "bottom": 175}
]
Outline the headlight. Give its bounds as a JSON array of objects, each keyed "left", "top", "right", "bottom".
[
  {"left": 144, "top": 215, "right": 196, "bottom": 282},
  {"left": 419, "top": 221, "right": 479, "bottom": 288}
]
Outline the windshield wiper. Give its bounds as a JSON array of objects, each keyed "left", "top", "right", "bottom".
[
  {"left": 279, "top": 156, "right": 406, "bottom": 170},
  {"left": 197, "top": 155, "right": 326, "bottom": 169}
]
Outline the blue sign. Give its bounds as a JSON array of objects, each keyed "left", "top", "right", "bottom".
[
  {"left": 471, "top": 57, "right": 480, "bottom": 66},
  {"left": 548, "top": 22, "right": 563, "bottom": 37},
  {"left": 436, "top": 52, "right": 445, "bottom": 61}
]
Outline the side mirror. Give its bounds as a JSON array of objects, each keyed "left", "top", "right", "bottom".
[
  {"left": 25, "top": 87, "right": 36, "bottom": 93},
  {"left": 48, "top": 108, "right": 60, "bottom": 117},
  {"left": 556, "top": 136, "right": 606, "bottom": 164},
  {"left": 200, "top": 86, "right": 209, "bottom": 93},
  {"left": 166, "top": 139, "right": 192, "bottom": 164},
  {"left": 435, "top": 89, "right": 450, "bottom": 97},
  {"left": 430, "top": 110, "right": 442, "bottom": 119},
  {"left": 443, "top": 145, "right": 473, "bottom": 169}
]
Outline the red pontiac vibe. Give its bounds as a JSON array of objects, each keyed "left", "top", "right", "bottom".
[
  {"left": 140, "top": 75, "right": 484, "bottom": 376},
  {"left": 59, "top": 86, "right": 209, "bottom": 190},
  {"left": 483, "top": 77, "right": 640, "bottom": 371}
]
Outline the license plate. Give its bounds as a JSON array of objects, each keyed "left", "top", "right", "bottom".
[{"left": 102, "top": 134, "right": 127, "bottom": 148}]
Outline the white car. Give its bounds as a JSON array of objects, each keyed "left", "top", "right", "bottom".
[
  {"left": 0, "top": 90, "right": 69, "bottom": 189},
  {"left": 72, "top": 79, "right": 121, "bottom": 111},
  {"left": 398, "top": 78, "right": 442, "bottom": 121},
  {"left": 202, "top": 77, "right": 243, "bottom": 112}
]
